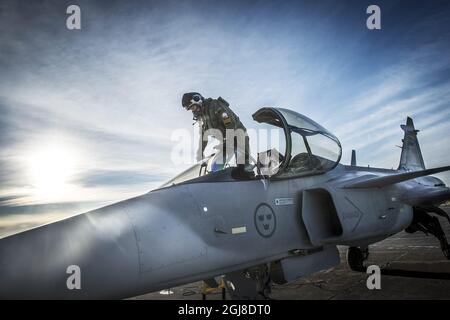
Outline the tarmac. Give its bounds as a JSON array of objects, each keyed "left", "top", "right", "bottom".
[{"left": 132, "top": 207, "right": 450, "bottom": 300}]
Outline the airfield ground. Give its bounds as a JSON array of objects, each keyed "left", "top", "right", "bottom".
[{"left": 132, "top": 207, "right": 450, "bottom": 300}]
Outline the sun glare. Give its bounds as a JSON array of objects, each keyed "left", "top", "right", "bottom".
[{"left": 27, "top": 144, "right": 79, "bottom": 202}]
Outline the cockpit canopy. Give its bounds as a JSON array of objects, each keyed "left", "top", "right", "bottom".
[
  {"left": 159, "top": 107, "right": 342, "bottom": 188},
  {"left": 253, "top": 107, "right": 342, "bottom": 178}
]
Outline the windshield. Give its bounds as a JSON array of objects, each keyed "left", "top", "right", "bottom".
[
  {"left": 158, "top": 162, "right": 205, "bottom": 188},
  {"left": 275, "top": 108, "right": 341, "bottom": 178},
  {"left": 158, "top": 152, "right": 246, "bottom": 188}
]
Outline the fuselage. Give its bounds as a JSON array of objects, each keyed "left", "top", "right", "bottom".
[{"left": 0, "top": 163, "right": 422, "bottom": 299}]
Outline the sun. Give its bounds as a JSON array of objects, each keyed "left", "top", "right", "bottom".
[{"left": 27, "top": 144, "right": 79, "bottom": 202}]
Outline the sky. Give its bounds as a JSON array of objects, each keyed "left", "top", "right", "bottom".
[{"left": 0, "top": 0, "right": 450, "bottom": 237}]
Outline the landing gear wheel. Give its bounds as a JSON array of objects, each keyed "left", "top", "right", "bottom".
[
  {"left": 347, "top": 246, "right": 369, "bottom": 272},
  {"left": 223, "top": 264, "right": 272, "bottom": 300}
]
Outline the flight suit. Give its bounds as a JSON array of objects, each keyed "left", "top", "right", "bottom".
[{"left": 196, "top": 97, "right": 250, "bottom": 168}]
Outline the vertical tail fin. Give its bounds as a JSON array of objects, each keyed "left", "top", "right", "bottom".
[{"left": 398, "top": 117, "right": 425, "bottom": 171}]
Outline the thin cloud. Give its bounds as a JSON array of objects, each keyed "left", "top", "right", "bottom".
[{"left": 0, "top": 0, "right": 450, "bottom": 236}]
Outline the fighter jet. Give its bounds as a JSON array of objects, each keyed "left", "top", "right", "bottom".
[{"left": 1, "top": 107, "right": 449, "bottom": 299}]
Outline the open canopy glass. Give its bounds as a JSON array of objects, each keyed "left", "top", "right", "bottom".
[{"left": 253, "top": 107, "right": 342, "bottom": 178}]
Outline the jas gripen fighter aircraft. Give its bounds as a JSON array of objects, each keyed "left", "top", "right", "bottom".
[{"left": 1, "top": 107, "right": 450, "bottom": 299}]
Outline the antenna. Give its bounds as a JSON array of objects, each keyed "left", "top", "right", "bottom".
[{"left": 351, "top": 150, "right": 357, "bottom": 166}]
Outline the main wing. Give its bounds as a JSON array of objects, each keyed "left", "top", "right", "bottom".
[{"left": 343, "top": 166, "right": 450, "bottom": 189}]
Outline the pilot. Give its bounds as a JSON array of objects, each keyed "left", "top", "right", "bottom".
[{"left": 182, "top": 92, "right": 250, "bottom": 172}]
